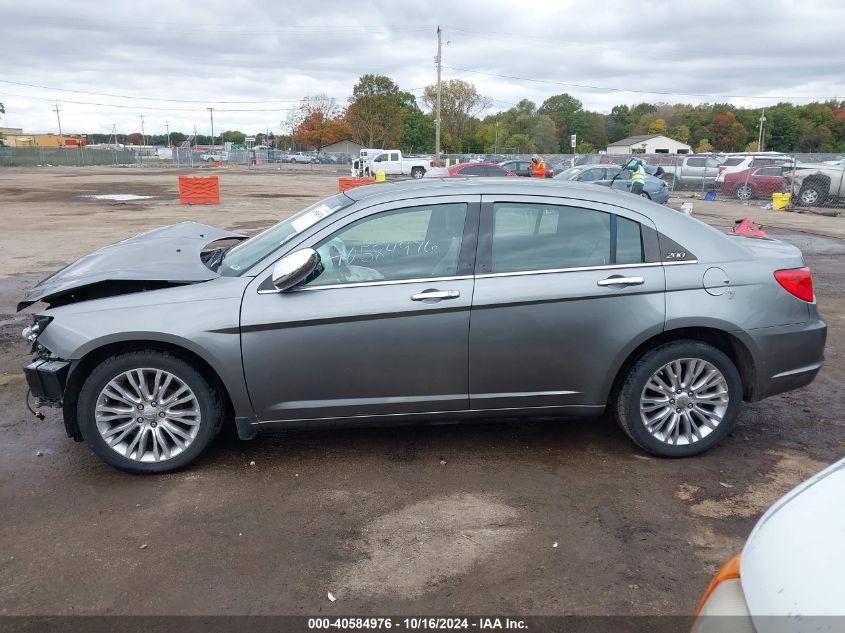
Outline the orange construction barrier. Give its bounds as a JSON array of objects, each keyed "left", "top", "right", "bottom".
[
  {"left": 179, "top": 175, "right": 220, "bottom": 205},
  {"left": 338, "top": 177, "right": 376, "bottom": 192}
]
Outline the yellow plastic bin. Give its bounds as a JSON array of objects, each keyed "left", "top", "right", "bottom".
[
  {"left": 375, "top": 169, "right": 386, "bottom": 182},
  {"left": 772, "top": 193, "right": 791, "bottom": 211}
]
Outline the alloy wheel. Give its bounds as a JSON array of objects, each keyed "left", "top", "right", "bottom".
[
  {"left": 639, "top": 358, "right": 729, "bottom": 446},
  {"left": 94, "top": 368, "right": 201, "bottom": 463},
  {"left": 736, "top": 184, "right": 753, "bottom": 200}
]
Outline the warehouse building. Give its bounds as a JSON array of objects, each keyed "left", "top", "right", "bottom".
[{"left": 606, "top": 134, "right": 691, "bottom": 155}]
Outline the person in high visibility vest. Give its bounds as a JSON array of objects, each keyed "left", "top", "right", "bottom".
[
  {"left": 529, "top": 154, "right": 547, "bottom": 177},
  {"left": 626, "top": 158, "right": 646, "bottom": 195}
]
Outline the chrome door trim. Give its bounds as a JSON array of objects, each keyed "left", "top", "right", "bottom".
[
  {"left": 597, "top": 276, "right": 645, "bottom": 287},
  {"left": 411, "top": 290, "right": 461, "bottom": 301}
]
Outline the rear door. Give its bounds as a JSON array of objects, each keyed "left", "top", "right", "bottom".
[{"left": 469, "top": 195, "right": 666, "bottom": 411}]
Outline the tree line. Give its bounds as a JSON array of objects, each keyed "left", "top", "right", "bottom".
[{"left": 82, "top": 76, "right": 845, "bottom": 154}]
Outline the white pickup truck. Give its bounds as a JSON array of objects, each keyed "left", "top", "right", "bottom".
[
  {"left": 357, "top": 150, "right": 434, "bottom": 179},
  {"left": 199, "top": 151, "right": 228, "bottom": 163}
]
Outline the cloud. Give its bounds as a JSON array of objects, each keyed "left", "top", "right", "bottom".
[{"left": 1, "top": 0, "right": 843, "bottom": 136}]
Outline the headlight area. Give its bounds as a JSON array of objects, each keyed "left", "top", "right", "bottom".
[
  {"left": 21, "top": 315, "right": 70, "bottom": 410},
  {"left": 691, "top": 554, "right": 755, "bottom": 632}
]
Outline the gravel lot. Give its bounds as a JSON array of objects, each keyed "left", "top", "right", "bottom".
[{"left": 1, "top": 166, "right": 843, "bottom": 617}]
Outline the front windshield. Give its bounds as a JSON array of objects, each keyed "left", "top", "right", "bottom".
[
  {"left": 554, "top": 167, "right": 584, "bottom": 180},
  {"left": 218, "top": 193, "right": 351, "bottom": 276}
]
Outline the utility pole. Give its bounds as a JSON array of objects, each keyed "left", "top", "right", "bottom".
[
  {"left": 165, "top": 120, "right": 171, "bottom": 148},
  {"left": 757, "top": 110, "right": 766, "bottom": 152},
  {"left": 435, "top": 25, "right": 442, "bottom": 166},
  {"left": 207, "top": 107, "right": 215, "bottom": 150},
  {"left": 53, "top": 103, "right": 64, "bottom": 147},
  {"left": 494, "top": 119, "right": 499, "bottom": 154},
  {"left": 139, "top": 115, "right": 146, "bottom": 146}
]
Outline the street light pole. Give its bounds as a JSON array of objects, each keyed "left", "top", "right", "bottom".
[
  {"left": 757, "top": 110, "right": 766, "bottom": 152},
  {"left": 207, "top": 107, "right": 215, "bottom": 151},
  {"left": 53, "top": 103, "right": 63, "bottom": 146},
  {"left": 435, "top": 25, "right": 442, "bottom": 167}
]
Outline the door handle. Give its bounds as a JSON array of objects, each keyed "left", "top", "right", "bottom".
[
  {"left": 597, "top": 276, "right": 645, "bottom": 287},
  {"left": 411, "top": 290, "right": 460, "bottom": 301}
]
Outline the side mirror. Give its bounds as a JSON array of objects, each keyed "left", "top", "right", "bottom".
[{"left": 271, "top": 248, "right": 320, "bottom": 292}]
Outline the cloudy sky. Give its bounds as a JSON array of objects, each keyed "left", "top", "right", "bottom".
[{"left": 2, "top": 0, "right": 843, "bottom": 137}]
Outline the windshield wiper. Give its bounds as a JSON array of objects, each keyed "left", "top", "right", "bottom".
[{"left": 202, "top": 246, "right": 231, "bottom": 272}]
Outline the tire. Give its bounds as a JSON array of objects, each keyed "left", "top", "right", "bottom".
[
  {"left": 77, "top": 350, "right": 224, "bottom": 473},
  {"left": 411, "top": 167, "right": 425, "bottom": 179},
  {"left": 290, "top": 158, "right": 298, "bottom": 164},
  {"left": 735, "top": 183, "right": 754, "bottom": 200},
  {"left": 615, "top": 340, "right": 742, "bottom": 457},
  {"left": 640, "top": 191, "right": 651, "bottom": 200},
  {"left": 799, "top": 185, "right": 824, "bottom": 207}
]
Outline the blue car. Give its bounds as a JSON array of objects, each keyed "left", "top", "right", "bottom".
[{"left": 555, "top": 164, "right": 671, "bottom": 204}]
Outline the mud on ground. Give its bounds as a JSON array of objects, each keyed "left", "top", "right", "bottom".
[{"left": 0, "top": 168, "right": 843, "bottom": 616}]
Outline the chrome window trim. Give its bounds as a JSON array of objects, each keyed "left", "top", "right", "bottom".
[
  {"left": 475, "top": 259, "right": 698, "bottom": 279},
  {"left": 256, "top": 260, "right": 698, "bottom": 293},
  {"left": 258, "top": 274, "right": 474, "bottom": 294}
]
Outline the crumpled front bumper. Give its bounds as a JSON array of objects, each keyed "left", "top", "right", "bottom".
[{"left": 24, "top": 359, "right": 70, "bottom": 407}]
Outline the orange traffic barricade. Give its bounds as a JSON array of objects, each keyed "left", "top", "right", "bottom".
[
  {"left": 179, "top": 175, "right": 220, "bottom": 205},
  {"left": 338, "top": 177, "right": 376, "bottom": 192}
]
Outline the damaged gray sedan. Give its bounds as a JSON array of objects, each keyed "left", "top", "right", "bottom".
[{"left": 21, "top": 179, "right": 826, "bottom": 473}]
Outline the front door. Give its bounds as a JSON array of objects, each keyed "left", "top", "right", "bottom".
[
  {"left": 469, "top": 195, "right": 666, "bottom": 411},
  {"left": 240, "top": 196, "right": 480, "bottom": 422}
]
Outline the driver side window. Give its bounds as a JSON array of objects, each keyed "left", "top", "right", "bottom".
[{"left": 305, "top": 203, "right": 468, "bottom": 286}]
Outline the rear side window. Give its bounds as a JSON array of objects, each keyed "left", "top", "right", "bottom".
[
  {"left": 460, "top": 165, "right": 487, "bottom": 176},
  {"left": 687, "top": 157, "right": 705, "bottom": 167},
  {"left": 490, "top": 203, "right": 644, "bottom": 273},
  {"left": 485, "top": 165, "right": 509, "bottom": 176},
  {"left": 723, "top": 158, "right": 744, "bottom": 167}
]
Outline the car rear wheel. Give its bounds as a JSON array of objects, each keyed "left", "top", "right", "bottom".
[
  {"left": 640, "top": 192, "right": 651, "bottom": 200},
  {"left": 411, "top": 167, "right": 425, "bottom": 179},
  {"left": 615, "top": 341, "right": 742, "bottom": 457},
  {"left": 77, "top": 350, "right": 223, "bottom": 473},
  {"left": 799, "top": 185, "right": 824, "bottom": 206},
  {"left": 736, "top": 183, "right": 754, "bottom": 200}
]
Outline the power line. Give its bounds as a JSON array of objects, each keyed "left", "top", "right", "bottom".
[
  {"left": 0, "top": 91, "right": 304, "bottom": 112},
  {"left": 442, "top": 65, "right": 839, "bottom": 101},
  {"left": 0, "top": 79, "right": 309, "bottom": 104}
]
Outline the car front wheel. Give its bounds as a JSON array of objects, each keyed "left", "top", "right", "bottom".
[
  {"left": 615, "top": 341, "right": 742, "bottom": 457},
  {"left": 77, "top": 350, "right": 223, "bottom": 473}
]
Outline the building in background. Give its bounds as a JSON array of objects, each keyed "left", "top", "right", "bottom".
[
  {"left": 606, "top": 134, "right": 691, "bottom": 155},
  {"left": 321, "top": 139, "right": 363, "bottom": 154},
  {"left": 0, "top": 127, "right": 87, "bottom": 147}
]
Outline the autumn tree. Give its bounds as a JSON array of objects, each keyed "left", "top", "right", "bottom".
[
  {"left": 292, "top": 95, "right": 352, "bottom": 152},
  {"left": 707, "top": 112, "right": 748, "bottom": 151},
  {"left": 647, "top": 118, "right": 668, "bottom": 134},
  {"left": 695, "top": 138, "right": 714, "bottom": 153},
  {"left": 422, "top": 79, "right": 491, "bottom": 146},
  {"left": 346, "top": 74, "right": 404, "bottom": 149}
]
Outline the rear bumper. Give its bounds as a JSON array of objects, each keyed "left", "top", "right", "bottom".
[
  {"left": 747, "top": 315, "right": 827, "bottom": 401},
  {"left": 24, "top": 359, "right": 70, "bottom": 407}
]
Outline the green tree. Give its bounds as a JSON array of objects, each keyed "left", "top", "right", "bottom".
[
  {"left": 220, "top": 130, "right": 246, "bottom": 145},
  {"left": 398, "top": 93, "right": 435, "bottom": 154},
  {"left": 648, "top": 118, "right": 668, "bottom": 134},
  {"left": 695, "top": 138, "right": 714, "bottom": 153},
  {"left": 668, "top": 124, "right": 690, "bottom": 144},
  {"left": 745, "top": 140, "right": 760, "bottom": 151},
  {"left": 346, "top": 74, "right": 404, "bottom": 149},
  {"left": 539, "top": 93, "right": 582, "bottom": 148},
  {"left": 504, "top": 133, "right": 532, "bottom": 153},
  {"left": 766, "top": 104, "right": 800, "bottom": 151},
  {"left": 530, "top": 114, "right": 558, "bottom": 153},
  {"left": 422, "top": 79, "right": 491, "bottom": 149},
  {"left": 575, "top": 141, "right": 594, "bottom": 153}
]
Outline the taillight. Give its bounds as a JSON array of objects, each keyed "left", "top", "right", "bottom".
[
  {"left": 694, "top": 553, "right": 741, "bottom": 617},
  {"left": 774, "top": 267, "right": 814, "bottom": 302},
  {"left": 430, "top": 160, "right": 435, "bottom": 167},
  {"left": 718, "top": 166, "right": 726, "bottom": 172}
]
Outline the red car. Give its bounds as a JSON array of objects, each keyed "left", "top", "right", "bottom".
[
  {"left": 721, "top": 166, "right": 787, "bottom": 200},
  {"left": 423, "top": 162, "right": 517, "bottom": 178}
]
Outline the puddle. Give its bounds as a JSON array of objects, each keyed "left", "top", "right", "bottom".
[{"left": 82, "top": 194, "right": 154, "bottom": 201}]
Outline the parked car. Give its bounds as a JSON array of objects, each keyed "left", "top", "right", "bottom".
[
  {"left": 498, "top": 159, "right": 555, "bottom": 178},
  {"left": 716, "top": 153, "right": 795, "bottom": 182},
  {"left": 423, "top": 162, "right": 517, "bottom": 178},
  {"left": 198, "top": 152, "right": 228, "bottom": 163},
  {"left": 279, "top": 152, "right": 317, "bottom": 164},
  {"left": 720, "top": 166, "right": 787, "bottom": 200},
  {"left": 20, "top": 179, "right": 825, "bottom": 472},
  {"left": 791, "top": 158, "right": 845, "bottom": 206},
  {"left": 358, "top": 150, "right": 434, "bottom": 179},
  {"left": 554, "top": 164, "right": 670, "bottom": 204},
  {"left": 692, "top": 456, "right": 845, "bottom": 631},
  {"left": 647, "top": 155, "right": 723, "bottom": 189}
]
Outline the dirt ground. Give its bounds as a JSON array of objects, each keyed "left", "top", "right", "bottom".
[{"left": 0, "top": 166, "right": 843, "bottom": 617}]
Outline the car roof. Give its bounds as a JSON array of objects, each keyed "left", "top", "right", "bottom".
[{"left": 343, "top": 176, "right": 648, "bottom": 207}]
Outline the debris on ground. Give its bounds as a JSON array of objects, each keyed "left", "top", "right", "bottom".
[
  {"left": 553, "top": 542, "right": 559, "bottom": 548},
  {"left": 139, "top": 544, "right": 148, "bottom": 550},
  {"left": 719, "top": 482, "right": 734, "bottom": 488},
  {"left": 327, "top": 591, "right": 337, "bottom": 602},
  {"left": 439, "top": 458, "right": 446, "bottom": 466},
  {"left": 35, "top": 451, "right": 43, "bottom": 457},
  {"left": 249, "top": 461, "right": 256, "bottom": 466}
]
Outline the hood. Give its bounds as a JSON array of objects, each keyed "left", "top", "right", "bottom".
[
  {"left": 18, "top": 221, "right": 244, "bottom": 311},
  {"left": 740, "top": 456, "right": 845, "bottom": 619}
]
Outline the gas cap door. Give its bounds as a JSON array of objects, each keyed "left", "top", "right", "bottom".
[{"left": 703, "top": 266, "right": 731, "bottom": 296}]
